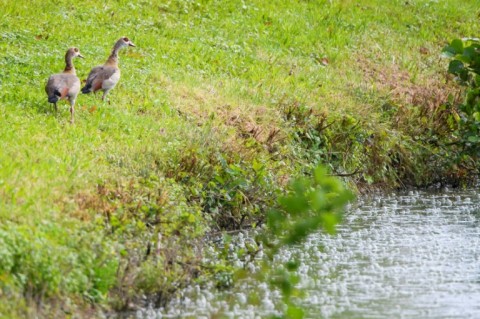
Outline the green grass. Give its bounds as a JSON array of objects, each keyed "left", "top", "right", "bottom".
[{"left": 0, "top": 0, "right": 479, "bottom": 317}]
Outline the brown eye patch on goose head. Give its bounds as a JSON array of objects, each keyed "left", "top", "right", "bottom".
[{"left": 123, "top": 37, "right": 129, "bottom": 42}]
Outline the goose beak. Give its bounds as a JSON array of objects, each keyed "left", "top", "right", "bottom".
[
  {"left": 78, "top": 53, "right": 85, "bottom": 59},
  {"left": 128, "top": 42, "right": 136, "bottom": 47}
]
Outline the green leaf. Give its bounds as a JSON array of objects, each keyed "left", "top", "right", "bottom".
[
  {"left": 441, "top": 46, "right": 456, "bottom": 58},
  {"left": 467, "top": 135, "right": 480, "bottom": 143},
  {"left": 187, "top": 213, "right": 196, "bottom": 223},
  {"left": 291, "top": 179, "right": 309, "bottom": 197},
  {"left": 310, "top": 189, "right": 326, "bottom": 211},
  {"left": 267, "top": 210, "right": 286, "bottom": 232},
  {"left": 313, "top": 165, "right": 327, "bottom": 184},
  {"left": 473, "top": 112, "right": 480, "bottom": 122},
  {"left": 321, "top": 212, "right": 339, "bottom": 234},
  {"left": 450, "top": 38, "right": 464, "bottom": 54},
  {"left": 461, "top": 46, "right": 476, "bottom": 63},
  {"left": 475, "top": 74, "right": 480, "bottom": 87},
  {"left": 214, "top": 174, "right": 225, "bottom": 184},
  {"left": 285, "top": 260, "right": 299, "bottom": 271},
  {"left": 285, "top": 219, "right": 319, "bottom": 244},
  {"left": 279, "top": 194, "right": 309, "bottom": 215},
  {"left": 252, "top": 159, "right": 263, "bottom": 173},
  {"left": 448, "top": 60, "right": 464, "bottom": 75},
  {"left": 286, "top": 304, "right": 305, "bottom": 319}
]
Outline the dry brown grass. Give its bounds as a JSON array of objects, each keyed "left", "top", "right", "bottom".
[
  {"left": 355, "top": 55, "right": 463, "bottom": 134},
  {"left": 164, "top": 80, "right": 286, "bottom": 154},
  {"left": 364, "top": 62, "right": 456, "bottom": 110}
]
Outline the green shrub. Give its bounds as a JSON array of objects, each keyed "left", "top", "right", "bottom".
[
  {"left": 443, "top": 38, "right": 480, "bottom": 156},
  {"left": 259, "top": 166, "right": 353, "bottom": 319},
  {"left": 0, "top": 221, "right": 117, "bottom": 308}
]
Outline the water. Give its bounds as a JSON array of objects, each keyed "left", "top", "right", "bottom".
[{"left": 136, "top": 189, "right": 480, "bottom": 319}]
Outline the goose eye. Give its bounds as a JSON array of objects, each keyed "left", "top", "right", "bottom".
[
  {"left": 74, "top": 48, "right": 79, "bottom": 52},
  {"left": 123, "top": 37, "right": 129, "bottom": 42}
]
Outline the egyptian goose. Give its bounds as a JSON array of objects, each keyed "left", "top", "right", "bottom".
[
  {"left": 81, "top": 37, "right": 136, "bottom": 102},
  {"left": 45, "top": 47, "right": 84, "bottom": 123}
]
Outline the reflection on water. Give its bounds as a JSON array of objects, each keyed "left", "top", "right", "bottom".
[{"left": 138, "top": 189, "right": 480, "bottom": 319}]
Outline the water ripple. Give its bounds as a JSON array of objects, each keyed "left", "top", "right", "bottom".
[{"left": 141, "top": 189, "right": 480, "bottom": 319}]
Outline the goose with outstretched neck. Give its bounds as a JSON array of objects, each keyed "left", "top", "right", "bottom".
[{"left": 81, "top": 37, "right": 136, "bottom": 102}]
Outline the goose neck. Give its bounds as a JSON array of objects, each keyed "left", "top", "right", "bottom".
[{"left": 64, "top": 51, "right": 76, "bottom": 74}]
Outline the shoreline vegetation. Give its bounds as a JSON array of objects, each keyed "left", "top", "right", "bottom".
[{"left": 0, "top": 0, "right": 479, "bottom": 317}]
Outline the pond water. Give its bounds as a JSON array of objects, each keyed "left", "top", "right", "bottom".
[{"left": 136, "top": 188, "right": 480, "bottom": 319}]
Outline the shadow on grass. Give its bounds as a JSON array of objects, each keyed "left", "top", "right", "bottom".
[{"left": 30, "top": 98, "right": 53, "bottom": 115}]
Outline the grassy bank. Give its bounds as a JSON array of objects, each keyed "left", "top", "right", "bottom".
[{"left": 0, "top": 0, "right": 478, "bottom": 317}]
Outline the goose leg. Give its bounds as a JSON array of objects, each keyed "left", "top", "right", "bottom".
[
  {"left": 102, "top": 90, "right": 111, "bottom": 105},
  {"left": 69, "top": 98, "right": 75, "bottom": 124},
  {"left": 54, "top": 102, "right": 58, "bottom": 113}
]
